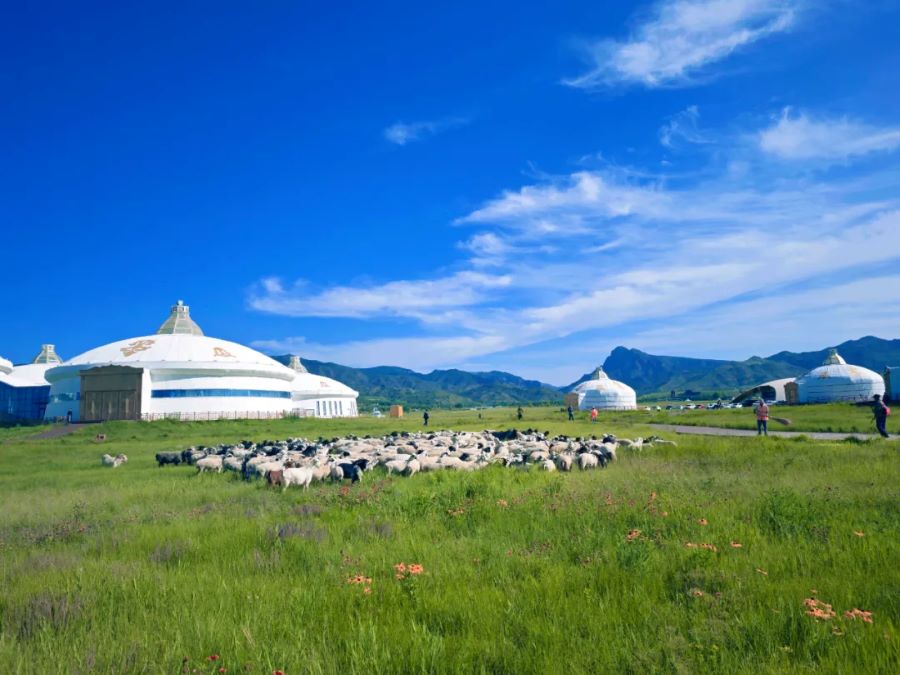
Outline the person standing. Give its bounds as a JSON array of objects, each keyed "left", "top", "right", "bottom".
[
  {"left": 590, "top": 407, "right": 598, "bottom": 424},
  {"left": 423, "top": 410, "right": 430, "bottom": 427},
  {"left": 516, "top": 407, "right": 524, "bottom": 421},
  {"left": 755, "top": 399, "right": 769, "bottom": 436},
  {"left": 872, "top": 394, "right": 890, "bottom": 438},
  {"left": 567, "top": 405, "right": 575, "bottom": 421}
]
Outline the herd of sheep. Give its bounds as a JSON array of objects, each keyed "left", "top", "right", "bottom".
[{"left": 136, "top": 429, "right": 675, "bottom": 489}]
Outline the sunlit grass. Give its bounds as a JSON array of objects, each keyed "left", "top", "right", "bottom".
[{"left": 0, "top": 408, "right": 897, "bottom": 673}]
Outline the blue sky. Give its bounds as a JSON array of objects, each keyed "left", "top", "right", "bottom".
[{"left": 3, "top": 0, "right": 900, "bottom": 384}]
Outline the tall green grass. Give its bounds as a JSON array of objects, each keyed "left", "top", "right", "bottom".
[{"left": 0, "top": 410, "right": 897, "bottom": 673}]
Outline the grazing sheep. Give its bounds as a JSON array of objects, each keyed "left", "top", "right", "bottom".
[
  {"left": 101, "top": 454, "right": 116, "bottom": 467},
  {"left": 266, "top": 469, "right": 285, "bottom": 487},
  {"left": 338, "top": 463, "right": 363, "bottom": 483},
  {"left": 283, "top": 467, "right": 314, "bottom": 490},
  {"left": 330, "top": 463, "right": 344, "bottom": 482},
  {"left": 555, "top": 454, "right": 574, "bottom": 472},
  {"left": 578, "top": 453, "right": 599, "bottom": 470},
  {"left": 540, "top": 459, "right": 556, "bottom": 472},
  {"left": 196, "top": 456, "right": 224, "bottom": 473},
  {"left": 113, "top": 454, "right": 128, "bottom": 467},
  {"left": 155, "top": 452, "right": 181, "bottom": 467},
  {"left": 403, "top": 458, "right": 421, "bottom": 477},
  {"left": 384, "top": 458, "right": 409, "bottom": 475}
]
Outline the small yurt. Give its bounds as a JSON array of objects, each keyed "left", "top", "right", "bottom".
[
  {"left": 795, "top": 349, "right": 885, "bottom": 404},
  {"left": 570, "top": 367, "right": 637, "bottom": 410}
]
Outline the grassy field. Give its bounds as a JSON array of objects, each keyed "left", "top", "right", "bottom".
[
  {"left": 1, "top": 408, "right": 898, "bottom": 673},
  {"left": 620, "top": 402, "right": 887, "bottom": 434}
]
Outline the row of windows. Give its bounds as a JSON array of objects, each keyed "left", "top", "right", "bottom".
[
  {"left": 315, "top": 399, "right": 357, "bottom": 416},
  {"left": 151, "top": 389, "right": 291, "bottom": 399},
  {"left": 49, "top": 392, "right": 80, "bottom": 403},
  {"left": 0, "top": 382, "right": 50, "bottom": 420}
]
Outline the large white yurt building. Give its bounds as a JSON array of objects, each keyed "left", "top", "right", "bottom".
[
  {"left": 569, "top": 367, "right": 637, "bottom": 410},
  {"left": 44, "top": 301, "right": 358, "bottom": 422},
  {"left": 793, "top": 349, "right": 885, "bottom": 404},
  {"left": 0, "top": 345, "right": 62, "bottom": 421},
  {"left": 285, "top": 356, "right": 359, "bottom": 418}
]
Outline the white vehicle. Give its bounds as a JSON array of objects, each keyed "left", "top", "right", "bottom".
[{"left": 371, "top": 407, "right": 384, "bottom": 418}]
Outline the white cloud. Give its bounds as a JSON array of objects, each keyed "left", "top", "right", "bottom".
[
  {"left": 384, "top": 117, "right": 469, "bottom": 146},
  {"left": 249, "top": 107, "right": 900, "bottom": 381},
  {"left": 659, "top": 105, "right": 711, "bottom": 147},
  {"left": 565, "top": 0, "right": 796, "bottom": 89},
  {"left": 759, "top": 108, "right": 900, "bottom": 161},
  {"left": 249, "top": 271, "right": 512, "bottom": 319}
]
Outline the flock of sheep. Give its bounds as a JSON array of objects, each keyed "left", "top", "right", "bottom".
[{"left": 140, "top": 429, "right": 675, "bottom": 489}]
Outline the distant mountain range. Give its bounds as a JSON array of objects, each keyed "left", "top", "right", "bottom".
[
  {"left": 272, "top": 336, "right": 900, "bottom": 408},
  {"left": 271, "top": 356, "right": 561, "bottom": 409},
  {"left": 569, "top": 336, "right": 900, "bottom": 399}
]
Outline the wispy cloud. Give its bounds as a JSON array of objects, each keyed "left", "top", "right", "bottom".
[
  {"left": 249, "top": 271, "right": 511, "bottom": 320},
  {"left": 659, "top": 105, "right": 712, "bottom": 147},
  {"left": 383, "top": 116, "right": 469, "bottom": 146},
  {"left": 759, "top": 108, "right": 900, "bottom": 161},
  {"left": 249, "top": 107, "right": 900, "bottom": 382},
  {"left": 565, "top": 0, "right": 797, "bottom": 89}
]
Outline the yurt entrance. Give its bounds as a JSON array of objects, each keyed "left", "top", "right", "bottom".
[{"left": 79, "top": 366, "right": 142, "bottom": 421}]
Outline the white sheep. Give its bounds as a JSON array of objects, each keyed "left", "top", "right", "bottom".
[
  {"left": 578, "top": 453, "right": 598, "bottom": 470},
  {"left": 283, "top": 467, "right": 314, "bottom": 490},
  {"left": 403, "top": 458, "right": 421, "bottom": 477},
  {"left": 101, "top": 454, "right": 115, "bottom": 467},
  {"left": 555, "top": 454, "right": 574, "bottom": 472},
  {"left": 540, "top": 459, "right": 556, "bottom": 472},
  {"left": 196, "top": 456, "right": 224, "bottom": 473}
]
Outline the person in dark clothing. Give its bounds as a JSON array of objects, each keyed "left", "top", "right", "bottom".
[
  {"left": 516, "top": 407, "right": 524, "bottom": 421},
  {"left": 65, "top": 410, "right": 72, "bottom": 425},
  {"left": 872, "top": 394, "right": 890, "bottom": 438},
  {"left": 423, "top": 410, "right": 430, "bottom": 427},
  {"left": 567, "top": 405, "right": 575, "bottom": 421}
]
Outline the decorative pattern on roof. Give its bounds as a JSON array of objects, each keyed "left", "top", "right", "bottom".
[
  {"left": 157, "top": 300, "right": 204, "bottom": 336},
  {"left": 32, "top": 344, "right": 62, "bottom": 364}
]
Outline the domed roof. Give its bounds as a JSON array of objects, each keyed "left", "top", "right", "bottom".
[
  {"left": 0, "top": 356, "right": 13, "bottom": 375},
  {"left": 46, "top": 333, "right": 295, "bottom": 383},
  {"left": 45, "top": 302, "right": 296, "bottom": 384},
  {"left": 291, "top": 370, "right": 358, "bottom": 398},
  {"left": 795, "top": 349, "right": 884, "bottom": 403},
  {"left": 573, "top": 367, "right": 635, "bottom": 395}
]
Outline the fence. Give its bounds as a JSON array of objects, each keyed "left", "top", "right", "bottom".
[{"left": 140, "top": 409, "right": 315, "bottom": 422}]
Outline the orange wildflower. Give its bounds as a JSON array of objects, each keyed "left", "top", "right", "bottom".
[
  {"left": 691, "top": 589, "right": 704, "bottom": 597},
  {"left": 698, "top": 518, "right": 708, "bottom": 526},
  {"left": 626, "top": 529, "right": 641, "bottom": 542},
  {"left": 844, "top": 608, "right": 873, "bottom": 623},
  {"left": 804, "top": 598, "right": 835, "bottom": 620},
  {"left": 730, "top": 541, "right": 743, "bottom": 548},
  {"left": 409, "top": 564, "right": 424, "bottom": 575},
  {"left": 496, "top": 499, "right": 508, "bottom": 507},
  {"left": 755, "top": 568, "right": 768, "bottom": 576},
  {"left": 853, "top": 531, "right": 865, "bottom": 537},
  {"left": 393, "top": 563, "right": 406, "bottom": 574}
]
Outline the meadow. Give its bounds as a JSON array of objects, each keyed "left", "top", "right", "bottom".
[{"left": 0, "top": 407, "right": 897, "bottom": 674}]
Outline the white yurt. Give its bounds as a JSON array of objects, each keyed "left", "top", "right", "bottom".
[
  {"left": 286, "top": 356, "right": 359, "bottom": 418},
  {"left": 570, "top": 367, "right": 637, "bottom": 410},
  {"left": 44, "top": 301, "right": 299, "bottom": 422},
  {"left": 0, "top": 345, "right": 62, "bottom": 421},
  {"left": 795, "top": 348, "right": 885, "bottom": 404}
]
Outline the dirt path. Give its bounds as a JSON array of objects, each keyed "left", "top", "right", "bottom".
[
  {"left": 646, "top": 423, "right": 890, "bottom": 441},
  {"left": 28, "top": 424, "right": 85, "bottom": 440}
]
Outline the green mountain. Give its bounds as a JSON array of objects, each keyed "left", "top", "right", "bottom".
[
  {"left": 271, "top": 356, "right": 562, "bottom": 409},
  {"left": 268, "top": 336, "right": 899, "bottom": 408},
  {"left": 570, "top": 336, "right": 900, "bottom": 399}
]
